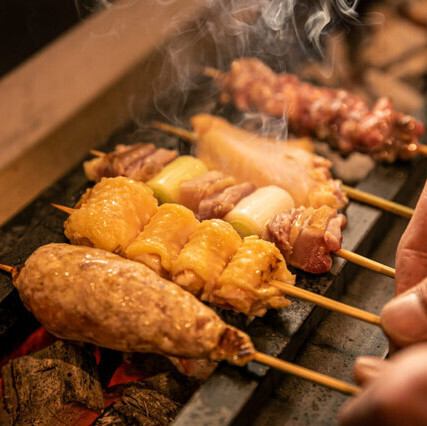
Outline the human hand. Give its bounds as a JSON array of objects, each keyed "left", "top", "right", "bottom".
[
  {"left": 338, "top": 344, "right": 427, "bottom": 426},
  {"left": 396, "top": 181, "right": 427, "bottom": 294}
]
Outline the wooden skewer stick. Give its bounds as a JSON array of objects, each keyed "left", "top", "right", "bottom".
[
  {"left": 0, "top": 262, "right": 361, "bottom": 395},
  {"left": 253, "top": 352, "right": 361, "bottom": 395},
  {"left": 0, "top": 263, "right": 17, "bottom": 275},
  {"left": 271, "top": 281, "right": 381, "bottom": 326},
  {"left": 342, "top": 185, "right": 413, "bottom": 220},
  {"left": 90, "top": 149, "right": 105, "bottom": 157},
  {"left": 204, "top": 66, "right": 225, "bottom": 80},
  {"left": 337, "top": 248, "right": 395, "bottom": 279},
  {"left": 51, "top": 203, "right": 75, "bottom": 215},
  {"left": 50, "top": 202, "right": 381, "bottom": 325}
]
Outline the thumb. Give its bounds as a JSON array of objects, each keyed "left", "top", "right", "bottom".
[{"left": 381, "top": 277, "right": 427, "bottom": 347}]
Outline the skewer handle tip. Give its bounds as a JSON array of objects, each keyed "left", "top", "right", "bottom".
[
  {"left": 252, "top": 352, "right": 361, "bottom": 395},
  {"left": 51, "top": 203, "right": 75, "bottom": 215}
]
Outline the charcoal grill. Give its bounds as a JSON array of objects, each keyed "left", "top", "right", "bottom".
[{"left": 0, "top": 1, "right": 426, "bottom": 425}]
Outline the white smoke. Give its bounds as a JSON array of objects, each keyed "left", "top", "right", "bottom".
[{"left": 75, "top": 0, "right": 359, "bottom": 128}]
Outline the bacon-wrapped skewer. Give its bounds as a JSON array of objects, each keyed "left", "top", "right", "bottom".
[
  {"left": 84, "top": 146, "right": 395, "bottom": 277},
  {"left": 0, "top": 244, "right": 360, "bottom": 395},
  {"left": 54, "top": 177, "right": 382, "bottom": 324},
  {"left": 206, "top": 58, "right": 426, "bottom": 163}
]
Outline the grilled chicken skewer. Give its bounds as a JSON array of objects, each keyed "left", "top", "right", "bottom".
[
  {"left": 205, "top": 59, "right": 426, "bottom": 163},
  {"left": 52, "top": 177, "right": 381, "bottom": 324},
  {"left": 86, "top": 146, "right": 395, "bottom": 278},
  {"left": 0, "top": 244, "right": 360, "bottom": 395},
  {"left": 152, "top": 116, "right": 415, "bottom": 220}
]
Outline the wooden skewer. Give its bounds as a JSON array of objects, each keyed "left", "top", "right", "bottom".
[
  {"left": 0, "top": 263, "right": 17, "bottom": 275},
  {"left": 204, "top": 66, "right": 225, "bottom": 81},
  {"left": 253, "top": 352, "right": 361, "bottom": 395},
  {"left": 90, "top": 149, "right": 105, "bottom": 157},
  {"left": 50, "top": 202, "right": 381, "bottom": 325},
  {"left": 342, "top": 185, "right": 414, "bottom": 219},
  {"left": 51, "top": 203, "right": 75, "bottom": 215},
  {"left": 271, "top": 281, "right": 381, "bottom": 326},
  {"left": 0, "top": 262, "right": 362, "bottom": 395},
  {"left": 337, "top": 248, "right": 395, "bottom": 279}
]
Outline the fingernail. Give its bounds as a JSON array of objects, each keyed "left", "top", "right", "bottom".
[
  {"left": 354, "top": 356, "right": 386, "bottom": 384},
  {"left": 381, "top": 292, "right": 427, "bottom": 345}
]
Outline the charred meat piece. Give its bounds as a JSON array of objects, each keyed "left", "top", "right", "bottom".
[
  {"left": 198, "top": 182, "right": 256, "bottom": 220},
  {"left": 180, "top": 171, "right": 236, "bottom": 212},
  {"left": 84, "top": 143, "right": 177, "bottom": 182},
  {"left": 268, "top": 206, "right": 346, "bottom": 274},
  {"left": 14, "top": 243, "right": 255, "bottom": 366},
  {"left": 213, "top": 58, "right": 425, "bottom": 162}
]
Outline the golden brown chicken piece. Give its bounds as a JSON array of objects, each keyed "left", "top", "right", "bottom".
[
  {"left": 64, "top": 177, "right": 158, "bottom": 253},
  {"left": 171, "top": 219, "right": 242, "bottom": 297},
  {"left": 125, "top": 204, "right": 198, "bottom": 277},
  {"left": 212, "top": 236, "right": 295, "bottom": 317},
  {"left": 14, "top": 243, "right": 254, "bottom": 365}
]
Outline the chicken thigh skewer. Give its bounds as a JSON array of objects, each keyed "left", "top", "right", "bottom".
[
  {"left": 88, "top": 138, "right": 395, "bottom": 278},
  {"left": 205, "top": 60, "right": 426, "bottom": 162},
  {"left": 0, "top": 245, "right": 360, "bottom": 395}
]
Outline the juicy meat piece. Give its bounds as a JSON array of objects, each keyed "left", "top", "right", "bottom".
[
  {"left": 171, "top": 220, "right": 242, "bottom": 297},
  {"left": 15, "top": 243, "right": 254, "bottom": 366},
  {"left": 64, "top": 177, "right": 158, "bottom": 253},
  {"left": 212, "top": 236, "right": 295, "bottom": 317},
  {"left": 215, "top": 58, "right": 425, "bottom": 162},
  {"left": 267, "top": 206, "right": 346, "bottom": 274},
  {"left": 198, "top": 182, "right": 256, "bottom": 220},
  {"left": 180, "top": 171, "right": 236, "bottom": 212},
  {"left": 192, "top": 114, "right": 347, "bottom": 209},
  {"left": 83, "top": 144, "right": 177, "bottom": 182},
  {"left": 136, "top": 149, "right": 178, "bottom": 181}
]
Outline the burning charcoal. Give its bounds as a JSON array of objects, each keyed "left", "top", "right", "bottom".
[
  {"left": 1, "top": 340, "right": 103, "bottom": 425},
  {"left": 94, "top": 384, "right": 180, "bottom": 426}
]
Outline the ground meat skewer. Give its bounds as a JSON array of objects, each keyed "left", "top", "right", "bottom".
[
  {"left": 0, "top": 245, "right": 360, "bottom": 395},
  {"left": 8, "top": 243, "right": 254, "bottom": 365},
  {"left": 207, "top": 58, "right": 425, "bottom": 163}
]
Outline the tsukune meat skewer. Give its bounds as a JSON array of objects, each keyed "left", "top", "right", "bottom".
[
  {"left": 86, "top": 145, "right": 395, "bottom": 278},
  {"left": 52, "top": 177, "right": 381, "bottom": 324},
  {"left": 0, "top": 244, "right": 361, "bottom": 395}
]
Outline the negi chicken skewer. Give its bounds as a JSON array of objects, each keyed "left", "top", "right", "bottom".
[
  {"left": 54, "top": 177, "right": 381, "bottom": 324},
  {"left": 205, "top": 58, "right": 426, "bottom": 163},
  {"left": 152, "top": 115, "right": 415, "bottom": 219},
  {"left": 85, "top": 144, "right": 395, "bottom": 277},
  {"left": 0, "top": 243, "right": 360, "bottom": 395}
]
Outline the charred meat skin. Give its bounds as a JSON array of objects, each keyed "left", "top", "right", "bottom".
[
  {"left": 84, "top": 143, "right": 178, "bottom": 182},
  {"left": 216, "top": 58, "right": 424, "bottom": 162},
  {"left": 267, "top": 206, "right": 346, "bottom": 274},
  {"left": 15, "top": 243, "right": 254, "bottom": 366}
]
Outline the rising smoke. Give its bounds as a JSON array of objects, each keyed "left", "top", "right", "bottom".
[{"left": 74, "top": 0, "right": 359, "bottom": 130}]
